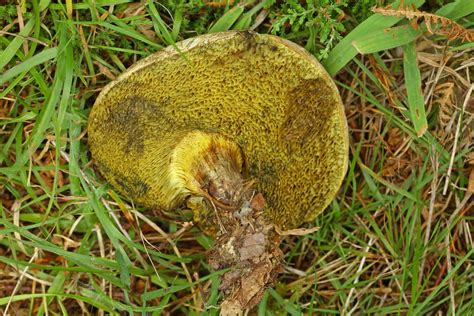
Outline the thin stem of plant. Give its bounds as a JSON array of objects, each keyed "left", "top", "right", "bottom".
[
  {"left": 419, "top": 149, "right": 438, "bottom": 284},
  {"left": 3, "top": 248, "right": 39, "bottom": 316},
  {"left": 445, "top": 232, "right": 456, "bottom": 315},
  {"left": 343, "top": 236, "right": 376, "bottom": 315},
  {"left": 443, "top": 84, "right": 473, "bottom": 195}
]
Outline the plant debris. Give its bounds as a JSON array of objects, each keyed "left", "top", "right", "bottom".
[
  {"left": 207, "top": 191, "right": 283, "bottom": 314},
  {"left": 372, "top": 1, "right": 474, "bottom": 42}
]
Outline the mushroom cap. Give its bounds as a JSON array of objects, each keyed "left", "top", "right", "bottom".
[{"left": 88, "top": 31, "right": 349, "bottom": 229}]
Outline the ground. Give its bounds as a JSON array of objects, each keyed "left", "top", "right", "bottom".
[{"left": 0, "top": 0, "right": 473, "bottom": 315}]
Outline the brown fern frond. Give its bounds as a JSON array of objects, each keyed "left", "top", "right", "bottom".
[
  {"left": 432, "top": 82, "right": 456, "bottom": 130},
  {"left": 372, "top": 4, "right": 474, "bottom": 42}
]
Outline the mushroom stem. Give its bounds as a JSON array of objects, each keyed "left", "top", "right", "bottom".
[{"left": 207, "top": 190, "right": 283, "bottom": 314}]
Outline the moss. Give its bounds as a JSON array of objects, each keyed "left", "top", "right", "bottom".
[{"left": 88, "top": 31, "right": 348, "bottom": 229}]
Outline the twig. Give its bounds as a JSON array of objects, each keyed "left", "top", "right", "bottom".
[
  {"left": 0, "top": 30, "right": 49, "bottom": 47},
  {"left": 443, "top": 85, "right": 473, "bottom": 194},
  {"left": 419, "top": 149, "right": 438, "bottom": 284},
  {"left": 445, "top": 232, "right": 456, "bottom": 315},
  {"left": 447, "top": 193, "right": 473, "bottom": 231},
  {"left": 342, "top": 236, "right": 376, "bottom": 315},
  {"left": 3, "top": 248, "right": 39, "bottom": 316},
  {"left": 11, "top": 199, "right": 28, "bottom": 254},
  {"left": 423, "top": 45, "right": 450, "bottom": 107},
  {"left": 16, "top": 4, "right": 28, "bottom": 55},
  {"left": 209, "top": 197, "right": 227, "bottom": 233},
  {"left": 94, "top": 223, "right": 106, "bottom": 316}
]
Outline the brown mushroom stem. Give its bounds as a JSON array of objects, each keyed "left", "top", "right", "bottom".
[{"left": 206, "top": 192, "right": 283, "bottom": 315}]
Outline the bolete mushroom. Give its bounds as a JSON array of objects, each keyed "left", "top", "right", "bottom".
[{"left": 88, "top": 31, "right": 348, "bottom": 313}]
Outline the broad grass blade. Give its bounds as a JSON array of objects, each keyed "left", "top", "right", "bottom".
[
  {"left": 323, "top": 0, "right": 425, "bottom": 75},
  {"left": 403, "top": 41, "right": 428, "bottom": 136},
  {"left": 209, "top": 4, "right": 245, "bottom": 33},
  {"left": 352, "top": 25, "right": 422, "bottom": 54}
]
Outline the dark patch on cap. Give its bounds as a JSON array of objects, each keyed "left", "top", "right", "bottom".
[
  {"left": 115, "top": 176, "right": 150, "bottom": 199},
  {"left": 104, "top": 95, "right": 161, "bottom": 155},
  {"left": 279, "top": 77, "right": 336, "bottom": 153},
  {"left": 95, "top": 160, "right": 150, "bottom": 199}
]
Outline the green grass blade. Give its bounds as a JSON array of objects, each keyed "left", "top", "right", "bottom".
[
  {"left": 0, "top": 112, "right": 36, "bottom": 125},
  {"left": 44, "top": 24, "right": 76, "bottom": 215},
  {"left": 147, "top": 0, "right": 175, "bottom": 46},
  {"left": 0, "top": 293, "right": 113, "bottom": 312},
  {"left": 209, "top": 4, "right": 245, "bottom": 33},
  {"left": 323, "top": 0, "right": 425, "bottom": 75},
  {"left": 171, "top": 2, "right": 183, "bottom": 40},
  {"left": 268, "top": 288, "right": 301, "bottom": 315},
  {"left": 142, "top": 284, "right": 191, "bottom": 301},
  {"left": 39, "top": 0, "right": 51, "bottom": 11},
  {"left": 436, "top": 0, "right": 474, "bottom": 20},
  {"left": 0, "top": 20, "right": 35, "bottom": 70},
  {"left": 352, "top": 25, "right": 422, "bottom": 54},
  {"left": 27, "top": 54, "right": 63, "bottom": 156},
  {"left": 257, "top": 291, "right": 270, "bottom": 315},
  {"left": 142, "top": 270, "right": 224, "bottom": 301},
  {"left": 403, "top": 41, "right": 428, "bottom": 136},
  {"left": 67, "top": 106, "right": 83, "bottom": 196},
  {"left": 205, "top": 274, "right": 220, "bottom": 309},
  {"left": 0, "top": 47, "right": 58, "bottom": 85},
  {"left": 360, "top": 164, "right": 418, "bottom": 201},
  {"left": 26, "top": 22, "right": 72, "bottom": 158},
  {"left": 96, "top": 21, "right": 162, "bottom": 50},
  {"left": 36, "top": 271, "right": 66, "bottom": 316},
  {"left": 116, "top": 250, "right": 131, "bottom": 291},
  {"left": 0, "top": 220, "right": 138, "bottom": 272},
  {"left": 48, "top": 0, "right": 133, "bottom": 10},
  {"left": 413, "top": 248, "right": 474, "bottom": 314},
  {"left": 233, "top": 2, "right": 265, "bottom": 31},
  {"left": 81, "top": 184, "right": 133, "bottom": 270}
]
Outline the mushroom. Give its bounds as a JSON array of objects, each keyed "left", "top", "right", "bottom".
[{"left": 88, "top": 31, "right": 348, "bottom": 313}]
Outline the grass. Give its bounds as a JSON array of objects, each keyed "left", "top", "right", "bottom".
[{"left": 1, "top": 0, "right": 473, "bottom": 314}]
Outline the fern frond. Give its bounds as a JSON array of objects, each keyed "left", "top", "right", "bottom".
[{"left": 372, "top": 3, "right": 474, "bottom": 42}]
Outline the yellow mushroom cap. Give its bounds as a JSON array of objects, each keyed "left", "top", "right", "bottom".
[{"left": 88, "top": 31, "right": 349, "bottom": 229}]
